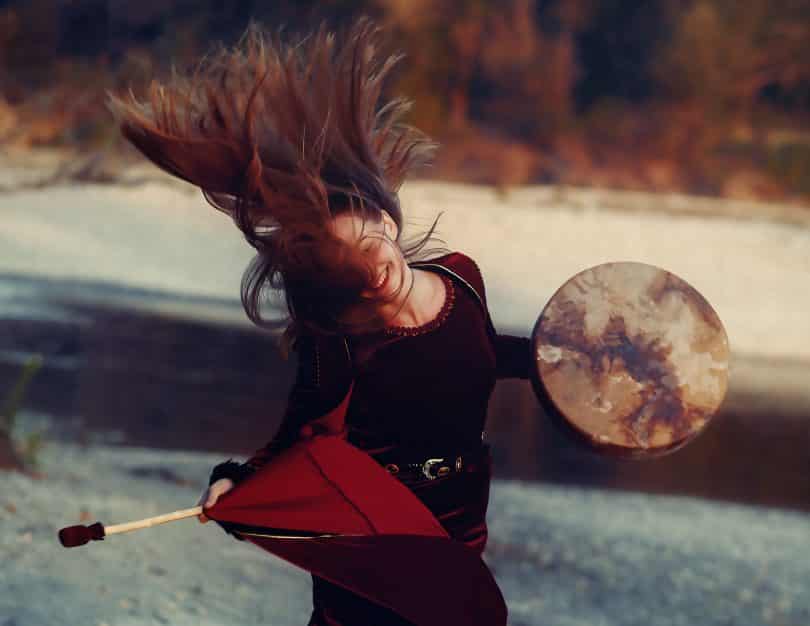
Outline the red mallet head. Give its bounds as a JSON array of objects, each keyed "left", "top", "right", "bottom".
[{"left": 58, "top": 522, "right": 105, "bottom": 548}]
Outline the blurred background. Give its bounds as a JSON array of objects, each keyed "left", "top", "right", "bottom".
[
  {"left": 1, "top": 3, "right": 809, "bottom": 625},
  {"left": 0, "top": 0, "right": 809, "bottom": 199}
]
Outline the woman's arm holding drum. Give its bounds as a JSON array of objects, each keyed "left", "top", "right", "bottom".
[
  {"left": 493, "top": 333, "right": 532, "bottom": 380},
  {"left": 461, "top": 254, "right": 532, "bottom": 380}
]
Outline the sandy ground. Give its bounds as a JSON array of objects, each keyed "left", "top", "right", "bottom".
[{"left": 2, "top": 441, "right": 809, "bottom": 626}]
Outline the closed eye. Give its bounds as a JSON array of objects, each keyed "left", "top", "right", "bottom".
[{"left": 360, "top": 235, "right": 383, "bottom": 254}]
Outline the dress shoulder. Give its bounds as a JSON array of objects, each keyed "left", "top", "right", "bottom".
[{"left": 421, "top": 251, "right": 489, "bottom": 307}]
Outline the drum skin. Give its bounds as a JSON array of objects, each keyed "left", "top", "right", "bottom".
[{"left": 531, "top": 262, "right": 730, "bottom": 459}]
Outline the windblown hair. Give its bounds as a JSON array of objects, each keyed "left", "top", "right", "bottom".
[{"left": 106, "top": 17, "right": 448, "bottom": 355}]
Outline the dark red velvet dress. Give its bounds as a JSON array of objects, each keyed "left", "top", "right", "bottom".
[{"left": 210, "top": 251, "right": 531, "bottom": 625}]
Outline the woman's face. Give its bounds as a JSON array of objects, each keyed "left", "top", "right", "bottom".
[{"left": 330, "top": 210, "right": 406, "bottom": 302}]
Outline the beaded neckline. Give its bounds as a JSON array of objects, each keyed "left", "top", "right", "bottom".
[{"left": 382, "top": 272, "right": 455, "bottom": 337}]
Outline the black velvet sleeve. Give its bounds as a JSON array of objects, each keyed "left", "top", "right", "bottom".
[
  {"left": 208, "top": 458, "right": 255, "bottom": 486},
  {"left": 208, "top": 332, "right": 354, "bottom": 486},
  {"left": 456, "top": 253, "right": 532, "bottom": 381},
  {"left": 494, "top": 333, "right": 532, "bottom": 379},
  {"left": 206, "top": 333, "right": 353, "bottom": 542}
]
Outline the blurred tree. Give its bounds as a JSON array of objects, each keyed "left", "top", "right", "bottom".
[
  {"left": 0, "top": 0, "right": 60, "bottom": 93},
  {"left": 654, "top": 0, "right": 810, "bottom": 151},
  {"left": 380, "top": 0, "right": 498, "bottom": 135},
  {"left": 475, "top": 0, "right": 597, "bottom": 144},
  {"left": 0, "top": 0, "right": 805, "bottom": 198},
  {"left": 477, "top": 0, "right": 546, "bottom": 139},
  {"left": 574, "top": 0, "right": 668, "bottom": 112}
]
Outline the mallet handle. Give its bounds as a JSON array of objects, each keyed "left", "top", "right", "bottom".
[{"left": 105, "top": 506, "right": 203, "bottom": 535}]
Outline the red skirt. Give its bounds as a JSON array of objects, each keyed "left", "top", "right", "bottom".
[{"left": 306, "top": 445, "right": 494, "bottom": 626}]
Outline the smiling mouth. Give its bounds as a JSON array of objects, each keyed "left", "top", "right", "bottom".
[{"left": 372, "top": 266, "right": 389, "bottom": 290}]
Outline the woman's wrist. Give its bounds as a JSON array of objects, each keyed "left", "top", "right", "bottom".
[{"left": 208, "top": 458, "right": 254, "bottom": 486}]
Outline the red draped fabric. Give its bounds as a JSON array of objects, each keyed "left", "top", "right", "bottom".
[{"left": 206, "top": 405, "right": 506, "bottom": 626}]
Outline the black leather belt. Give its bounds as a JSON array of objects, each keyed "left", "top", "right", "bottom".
[{"left": 369, "top": 443, "right": 491, "bottom": 481}]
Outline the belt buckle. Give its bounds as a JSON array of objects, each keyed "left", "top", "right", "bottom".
[{"left": 421, "top": 458, "right": 446, "bottom": 480}]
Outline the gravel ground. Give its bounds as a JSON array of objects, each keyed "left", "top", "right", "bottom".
[{"left": 2, "top": 441, "right": 808, "bottom": 626}]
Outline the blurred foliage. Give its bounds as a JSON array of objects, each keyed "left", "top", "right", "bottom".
[
  {"left": 768, "top": 143, "right": 810, "bottom": 195},
  {"left": 652, "top": 0, "right": 810, "bottom": 182},
  {"left": 0, "top": 0, "right": 807, "bottom": 201},
  {"left": 0, "top": 354, "right": 47, "bottom": 471},
  {"left": 655, "top": 0, "right": 809, "bottom": 117}
]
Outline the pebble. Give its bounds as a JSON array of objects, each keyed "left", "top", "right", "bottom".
[
  {"left": 148, "top": 565, "right": 167, "bottom": 576},
  {"left": 738, "top": 588, "right": 754, "bottom": 603}
]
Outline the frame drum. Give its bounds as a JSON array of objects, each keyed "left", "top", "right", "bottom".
[{"left": 530, "top": 262, "right": 730, "bottom": 459}]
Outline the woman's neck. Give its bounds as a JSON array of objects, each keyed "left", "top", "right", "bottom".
[{"left": 379, "top": 267, "right": 443, "bottom": 328}]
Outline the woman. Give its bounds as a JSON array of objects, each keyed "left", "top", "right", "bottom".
[{"left": 108, "top": 17, "right": 531, "bottom": 625}]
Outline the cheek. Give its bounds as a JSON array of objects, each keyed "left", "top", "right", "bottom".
[
  {"left": 371, "top": 243, "right": 395, "bottom": 266},
  {"left": 384, "top": 239, "right": 402, "bottom": 262}
]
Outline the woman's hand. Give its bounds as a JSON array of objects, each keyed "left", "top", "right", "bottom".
[{"left": 196, "top": 478, "right": 234, "bottom": 523}]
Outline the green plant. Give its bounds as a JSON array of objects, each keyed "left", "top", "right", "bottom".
[{"left": 1, "top": 353, "right": 47, "bottom": 470}]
